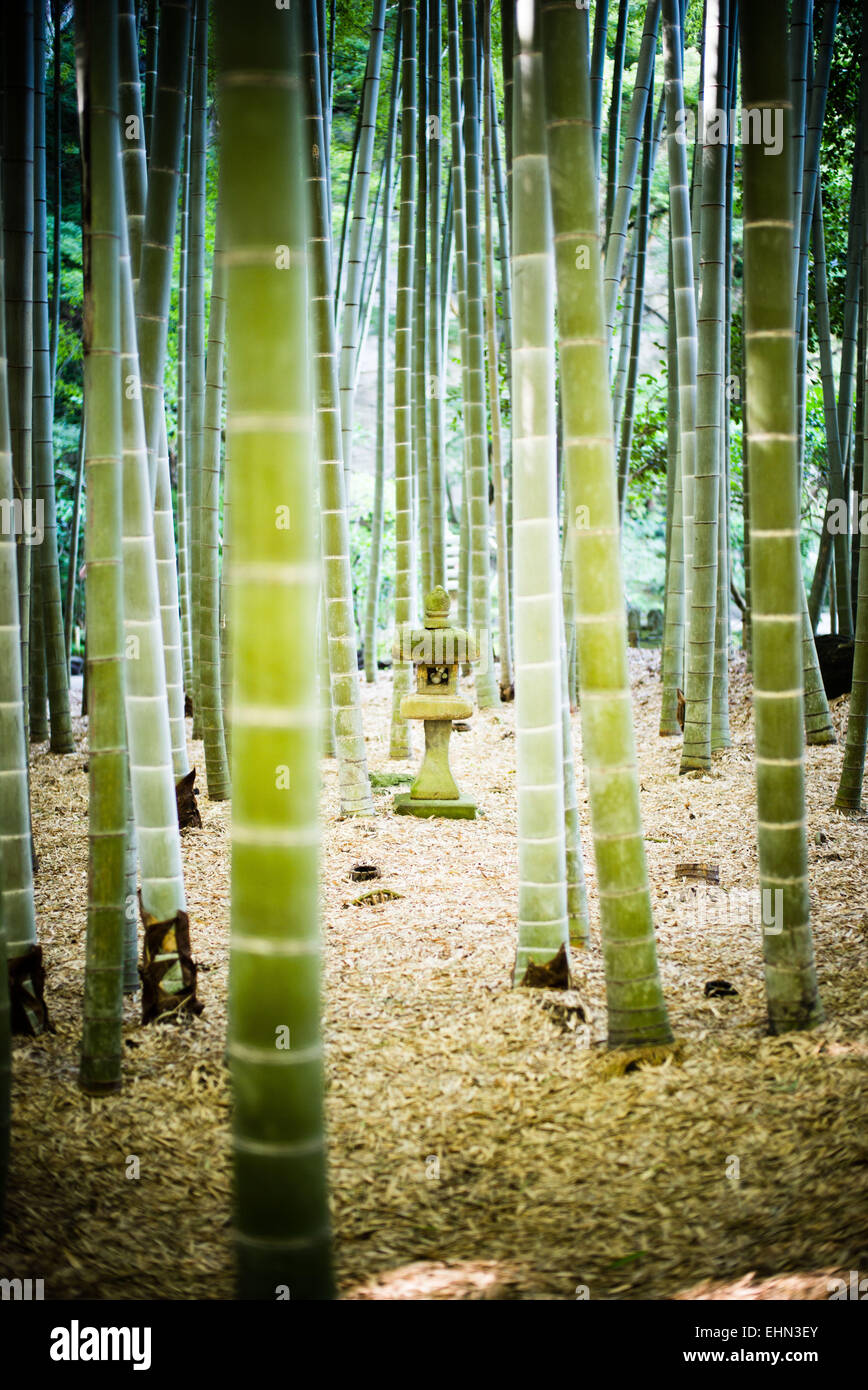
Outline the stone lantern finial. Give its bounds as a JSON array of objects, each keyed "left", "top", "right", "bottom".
[{"left": 424, "top": 586, "right": 451, "bottom": 629}]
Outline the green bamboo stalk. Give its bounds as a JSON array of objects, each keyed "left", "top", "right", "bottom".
[
  {"left": 338, "top": 0, "right": 387, "bottom": 489},
  {"left": 483, "top": 0, "right": 512, "bottom": 698},
  {"left": 835, "top": 71, "right": 868, "bottom": 812},
  {"left": 414, "top": 0, "right": 431, "bottom": 596},
  {"left": 354, "top": 207, "right": 393, "bottom": 397},
  {"left": 122, "top": 763, "right": 138, "bottom": 993},
  {"left": 711, "top": 8, "right": 737, "bottom": 755},
  {"left": 0, "top": 169, "right": 40, "bottom": 1016},
  {"left": 364, "top": 25, "right": 402, "bottom": 684},
  {"left": 560, "top": 606, "right": 588, "bottom": 948},
  {"left": 542, "top": 0, "right": 672, "bottom": 1050},
  {"left": 30, "top": 567, "right": 48, "bottom": 742},
  {"left": 789, "top": 0, "right": 810, "bottom": 479},
  {"left": 440, "top": 155, "right": 454, "bottom": 345},
  {"left": 0, "top": 816, "right": 9, "bottom": 1218},
  {"left": 740, "top": 0, "right": 823, "bottom": 1034},
  {"left": 611, "top": 238, "right": 638, "bottom": 452},
  {"left": 143, "top": 0, "right": 158, "bottom": 156},
  {"left": 356, "top": 160, "right": 388, "bottom": 375},
  {"left": 809, "top": 180, "right": 853, "bottom": 639},
  {"left": 462, "top": 0, "right": 499, "bottom": 709},
  {"left": 712, "top": 423, "right": 731, "bottom": 748},
  {"left": 789, "top": 0, "right": 810, "bottom": 270},
  {"left": 64, "top": 418, "right": 85, "bottom": 673},
  {"left": 602, "top": 0, "right": 660, "bottom": 344},
  {"left": 800, "top": 588, "right": 836, "bottom": 744},
  {"left": 118, "top": 0, "right": 147, "bottom": 284},
  {"left": 188, "top": 0, "right": 208, "bottom": 744},
  {"left": 390, "top": 0, "right": 419, "bottom": 761},
  {"left": 457, "top": 462, "right": 470, "bottom": 633},
  {"left": 76, "top": 0, "right": 127, "bottom": 1093},
  {"left": 220, "top": 429, "right": 232, "bottom": 763},
  {"left": 489, "top": 74, "right": 514, "bottom": 639},
  {"left": 853, "top": 266, "right": 866, "bottom": 620},
  {"left": 829, "top": 551, "right": 838, "bottom": 635},
  {"left": 428, "top": 0, "right": 447, "bottom": 590},
  {"left": 215, "top": 0, "right": 334, "bottom": 1300},
  {"left": 49, "top": 0, "right": 62, "bottom": 389},
  {"left": 328, "top": 0, "right": 336, "bottom": 118},
  {"left": 135, "top": 0, "right": 191, "bottom": 499},
  {"left": 303, "top": 4, "right": 374, "bottom": 815},
  {"left": 176, "top": 34, "right": 195, "bottom": 702},
  {"left": 488, "top": 51, "right": 514, "bottom": 620},
  {"left": 617, "top": 89, "right": 663, "bottom": 518},
  {"left": 712, "top": 13, "right": 740, "bottom": 750},
  {"left": 33, "top": 0, "right": 74, "bottom": 755},
  {"left": 794, "top": 0, "right": 838, "bottom": 346},
  {"left": 499, "top": 0, "right": 514, "bottom": 217},
  {"left": 199, "top": 191, "right": 231, "bottom": 801},
  {"left": 154, "top": 412, "right": 190, "bottom": 776},
  {"left": 334, "top": 101, "right": 363, "bottom": 324},
  {"left": 511, "top": 0, "right": 568, "bottom": 983},
  {"left": 447, "top": 0, "right": 471, "bottom": 660},
  {"left": 680, "top": 0, "right": 727, "bottom": 776},
  {"left": 319, "top": 588, "right": 336, "bottom": 759},
  {"left": 590, "top": 0, "right": 609, "bottom": 177},
  {"left": 689, "top": 11, "right": 703, "bottom": 312},
  {"left": 660, "top": 245, "right": 686, "bottom": 735},
  {"left": 316, "top": 0, "right": 331, "bottom": 202},
  {"left": 120, "top": 0, "right": 190, "bottom": 779},
  {"left": 837, "top": 145, "right": 863, "bottom": 487},
  {"left": 605, "top": 0, "right": 629, "bottom": 249},
  {"left": 742, "top": 373, "right": 751, "bottom": 665},
  {"left": 561, "top": 476, "right": 578, "bottom": 710},
  {"left": 489, "top": 53, "right": 512, "bottom": 390},
  {"left": 4, "top": 1, "right": 36, "bottom": 747},
  {"left": 660, "top": 0, "right": 697, "bottom": 734}
]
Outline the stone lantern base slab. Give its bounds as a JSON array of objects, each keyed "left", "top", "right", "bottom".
[{"left": 393, "top": 792, "right": 477, "bottom": 820}]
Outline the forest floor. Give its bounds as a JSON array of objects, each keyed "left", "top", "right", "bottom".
[{"left": 3, "top": 650, "right": 868, "bottom": 1301}]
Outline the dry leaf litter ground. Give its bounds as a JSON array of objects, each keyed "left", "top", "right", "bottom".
[{"left": 2, "top": 651, "right": 867, "bottom": 1300}]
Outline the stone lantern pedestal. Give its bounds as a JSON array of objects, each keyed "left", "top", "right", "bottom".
[{"left": 393, "top": 587, "right": 477, "bottom": 820}]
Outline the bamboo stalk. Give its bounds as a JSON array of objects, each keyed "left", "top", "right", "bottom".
[
  {"left": 483, "top": 0, "right": 512, "bottom": 698},
  {"left": 462, "top": 0, "right": 499, "bottom": 708},
  {"left": 188, "top": 0, "right": 208, "bottom": 741},
  {"left": 605, "top": 0, "right": 629, "bottom": 249},
  {"left": 542, "top": 0, "right": 672, "bottom": 1049},
  {"left": 389, "top": 0, "right": 419, "bottom": 760},
  {"left": 303, "top": 4, "right": 375, "bottom": 815},
  {"left": 0, "top": 135, "right": 40, "bottom": 1009},
  {"left": 216, "top": 0, "right": 334, "bottom": 1298},
  {"left": 680, "top": 0, "right": 727, "bottom": 776},
  {"left": 338, "top": 0, "right": 387, "bottom": 489},
  {"left": 4, "top": 1, "right": 36, "bottom": 747},
  {"left": 602, "top": 0, "right": 660, "bottom": 344},
  {"left": 414, "top": 0, "right": 431, "bottom": 595},
  {"left": 511, "top": 0, "right": 568, "bottom": 981},
  {"left": 77, "top": 0, "right": 127, "bottom": 1092},
  {"left": 428, "top": 0, "right": 447, "bottom": 590},
  {"left": 135, "top": 0, "right": 192, "bottom": 499},
  {"left": 740, "top": 0, "right": 823, "bottom": 1033},
  {"left": 365, "top": 23, "right": 402, "bottom": 684},
  {"left": 835, "top": 64, "right": 868, "bottom": 812},
  {"left": 199, "top": 191, "right": 231, "bottom": 800},
  {"left": 33, "top": 0, "right": 74, "bottom": 754}
]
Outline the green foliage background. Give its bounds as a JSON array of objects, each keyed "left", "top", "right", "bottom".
[{"left": 47, "top": 0, "right": 859, "bottom": 650}]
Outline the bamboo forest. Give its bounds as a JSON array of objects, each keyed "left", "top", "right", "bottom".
[{"left": 0, "top": 0, "right": 867, "bottom": 1341}]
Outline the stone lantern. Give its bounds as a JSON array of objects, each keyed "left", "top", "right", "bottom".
[{"left": 392, "top": 586, "right": 478, "bottom": 819}]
